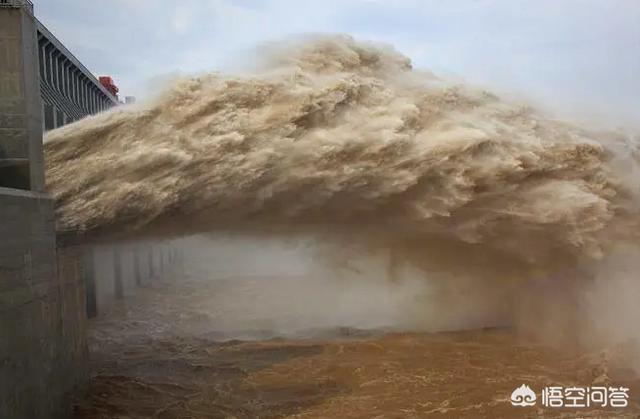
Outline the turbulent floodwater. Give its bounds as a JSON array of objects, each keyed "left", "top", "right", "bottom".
[
  {"left": 45, "top": 35, "right": 639, "bottom": 259},
  {"left": 74, "top": 269, "right": 640, "bottom": 418},
  {"left": 44, "top": 34, "right": 640, "bottom": 339},
  {"left": 46, "top": 35, "right": 640, "bottom": 416}
]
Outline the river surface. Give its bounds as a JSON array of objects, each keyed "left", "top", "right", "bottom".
[{"left": 74, "top": 274, "right": 640, "bottom": 418}]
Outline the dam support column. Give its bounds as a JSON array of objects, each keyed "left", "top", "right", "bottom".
[
  {"left": 83, "top": 247, "right": 97, "bottom": 318},
  {"left": 148, "top": 247, "right": 155, "bottom": 279},
  {"left": 133, "top": 246, "right": 142, "bottom": 286},
  {"left": 159, "top": 246, "right": 164, "bottom": 276},
  {"left": 113, "top": 247, "right": 124, "bottom": 300},
  {"left": 0, "top": 3, "right": 87, "bottom": 418},
  {"left": 0, "top": 1, "right": 44, "bottom": 191}
]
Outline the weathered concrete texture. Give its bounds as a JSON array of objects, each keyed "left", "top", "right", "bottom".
[
  {"left": 0, "top": 7, "right": 44, "bottom": 190},
  {"left": 0, "top": 188, "right": 87, "bottom": 419},
  {"left": 52, "top": 236, "right": 89, "bottom": 405}
]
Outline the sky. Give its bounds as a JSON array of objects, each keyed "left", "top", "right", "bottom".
[{"left": 35, "top": 0, "right": 640, "bottom": 128}]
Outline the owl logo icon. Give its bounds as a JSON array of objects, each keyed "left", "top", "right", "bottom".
[{"left": 511, "top": 384, "right": 537, "bottom": 407}]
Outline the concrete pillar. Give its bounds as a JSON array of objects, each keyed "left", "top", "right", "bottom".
[
  {"left": 43, "top": 103, "right": 54, "bottom": 131},
  {"left": 71, "top": 70, "right": 77, "bottom": 103},
  {"left": 50, "top": 52, "right": 55, "bottom": 86},
  {"left": 84, "top": 248, "right": 97, "bottom": 318},
  {"left": 77, "top": 78, "right": 82, "bottom": 108},
  {"left": 59, "top": 59, "right": 65, "bottom": 96},
  {"left": 66, "top": 64, "right": 71, "bottom": 100},
  {"left": 133, "top": 247, "right": 142, "bottom": 286},
  {"left": 43, "top": 102, "right": 53, "bottom": 131},
  {"left": 47, "top": 47, "right": 53, "bottom": 84},
  {"left": 54, "top": 53, "right": 60, "bottom": 91},
  {"left": 52, "top": 53, "right": 57, "bottom": 89},
  {"left": 148, "top": 247, "right": 155, "bottom": 279},
  {"left": 38, "top": 42, "right": 44, "bottom": 80},
  {"left": 80, "top": 79, "right": 85, "bottom": 110},
  {"left": 62, "top": 60, "right": 68, "bottom": 97},
  {"left": 85, "top": 82, "right": 89, "bottom": 112},
  {"left": 57, "top": 56, "right": 63, "bottom": 94},
  {"left": 0, "top": 4, "right": 45, "bottom": 190},
  {"left": 76, "top": 73, "right": 81, "bottom": 105},
  {"left": 54, "top": 107, "right": 63, "bottom": 128},
  {"left": 82, "top": 86, "right": 86, "bottom": 112},
  {"left": 0, "top": 6, "right": 85, "bottom": 418},
  {"left": 113, "top": 247, "right": 124, "bottom": 300},
  {"left": 69, "top": 68, "right": 74, "bottom": 101},
  {"left": 159, "top": 247, "right": 165, "bottom": 275}
]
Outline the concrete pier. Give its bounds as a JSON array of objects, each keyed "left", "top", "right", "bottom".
[
  {"left": 0, "top": 3, "right": 88, "bottom": 417},
  {"left": 83, "top": 242, "right": 184, "bottom": 318},
  {"left": 0, "top": 1, "right": 44, "bottom": 191},
  {"left": 0, "top": 189, "right": 86, "bottom": 419}
]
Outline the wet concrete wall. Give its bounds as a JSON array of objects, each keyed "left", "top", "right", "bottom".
[{"left": 0, "top": 189, "right": 88, "bottom": 419}]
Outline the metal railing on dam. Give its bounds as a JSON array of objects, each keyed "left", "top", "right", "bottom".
[{"left": 36, "top": 20, "right": 120, "bottom": 130}]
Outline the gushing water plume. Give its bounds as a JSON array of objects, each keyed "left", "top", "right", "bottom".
[{"left": 44, "top": 35, "right": 640, "bottom": 345}]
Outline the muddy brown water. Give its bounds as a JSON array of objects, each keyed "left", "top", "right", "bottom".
[{"left": 74, "top": 276, "right": 640, "bottom": 419}]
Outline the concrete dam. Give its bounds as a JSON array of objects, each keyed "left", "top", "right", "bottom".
[{"left": 1, "top": 2, "right": 182, "bottom": 417}]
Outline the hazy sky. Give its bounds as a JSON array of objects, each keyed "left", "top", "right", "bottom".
[{"left": 35, "top": 0, "right": 640, "bottom": 127}]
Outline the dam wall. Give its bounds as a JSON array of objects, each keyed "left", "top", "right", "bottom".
[
  {"left": 0, "top": 189, "right": 88, "bottom": 419},
  {"left": 0, "top": 4, "right": 88, "bottom": 417}
]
